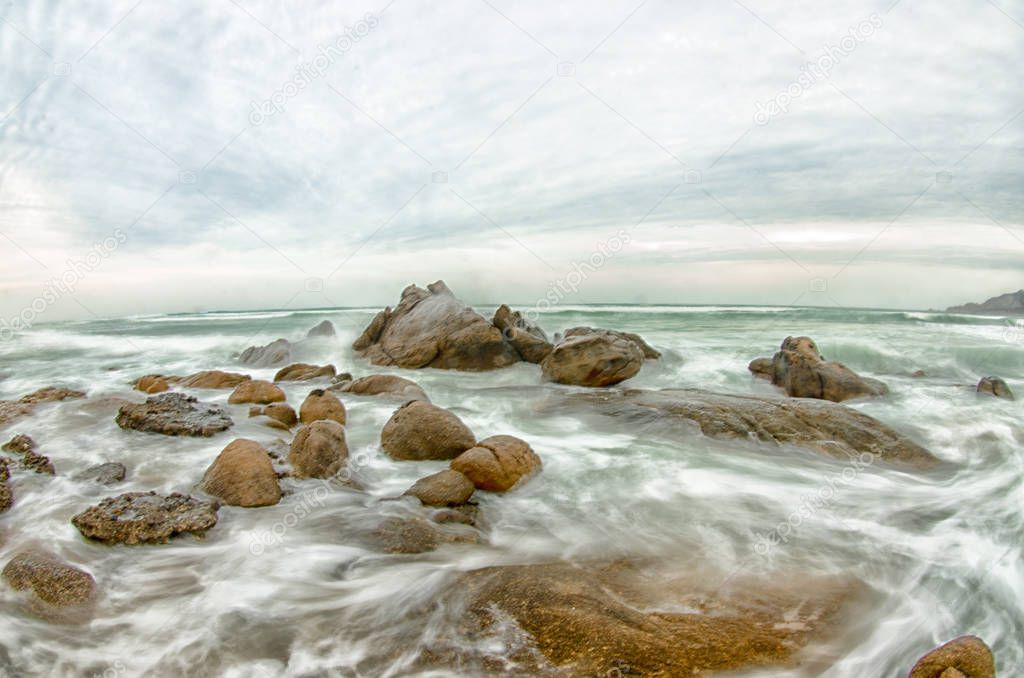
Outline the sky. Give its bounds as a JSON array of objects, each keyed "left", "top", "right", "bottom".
[{"left": 0, "top": 0, "right": 1022, "bottom": 323}]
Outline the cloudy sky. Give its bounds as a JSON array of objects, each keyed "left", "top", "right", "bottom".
[{"left": 1, "top": 0, "right": 1022, "bottom": 321}]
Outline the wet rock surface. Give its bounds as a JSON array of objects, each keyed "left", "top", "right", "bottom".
[
  {"left": 403, "top": 470, "right": 475, "bottom": 506},
  {"left": 201, "top": 439, "right": 281, "bottom": 507},
  {"left": 541, "top": 330, "right": 645, "bottom": 387},
  {"left": 289, "top": 420, "right": 348, "bottom": 479},
  {"left": 976, "top": 376, "right": 1014, "bottom": 400},
  {"left": 2, "top": 551, "right": 96, "bottom": 622},
  {"left": 0, "top": 458, "right": 11, "bottom": 512},
  {"left": 450, "top": 435, "right": 541, "bottom": 492},
  {"left": 380, "top": 400, "right": 476, "bottom": 461},
  {"left": 751, "top": 336, "right": 888, "bottom": 402},
  {"left": 908, "top": 635, "right": 995, "bottom": 678},
  {"left": 299, "top": 389, "right": 347, "bottom": 426},
  {"left": 116, "top": 393, "right": 233, "bottom": 437},
  {"left": 335, "top": 374, "right": 429, "bottom": 402},
  {"left": 74, "top": 462, "right": 127, "bottom": 485},
  {"left": 71, "top": 492, "right": 219, "bottom": 544},
  {"left": 174, "top": 370, "right": 251, "bottom": 389},
  {"left": 227, "top": 380, "right": 286, "bottom": 405},
  {"left": 274, "top": 363, "right": 337, "bottom": 382}
]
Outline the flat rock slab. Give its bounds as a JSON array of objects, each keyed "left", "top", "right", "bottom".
[
  {"left": 115, "top": 393, "right": 233, "bottom": 437},
  {"left": 72, "top": 492, "right": 219, "bottom": 544},
  {"left": 560, "top": 387, "right": 940, "bottom": 469}
]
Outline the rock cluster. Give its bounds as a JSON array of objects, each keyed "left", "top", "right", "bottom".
[
  {"left": 492, "top": 304, "right": 552, "bottom": 363},
  {"left": 72, "top": 492, "right": 219, "bottom": 544},
  {"left": 74, "top": 462, "right": 127, "bottom": 485},
  {"left": 116, "top": 393, "right": 233, "bottom": 437},
  {"left": 749, "top": 336, "right": 888, "bottom": 402}
]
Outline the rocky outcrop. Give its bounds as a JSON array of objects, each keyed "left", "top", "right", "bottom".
[
  {"left": 228, "top": 380, "right": 286, "bottom": 405},
  {"left": 380, "top": 401, "right": 475, "bottom": 461},
  {"left": 335, "top": 374, "right": 429, "bottom": 402},
  {"left": 274, "top": 363, "right": 336, "bottom": 382},
  {"left": 175, "top": 370, "right": 251, "bottom": 389},
  {"left": 74, "top": 462, "right": 126, "bottom": 485},
  {"left": 976, "top": 376, "right": 1014, "bottom": 400},
  {"left": 541, "top": 330, "right": 645, "bottom": 387},
  {"left": 751, "top": 336, "right": 888, "bottom": 402},
  {"left": 947, "top": 289, "right": 1024, "bottom": 315},
  {"left": 564, "top": 326, "right": 661, "bottom": 359},
  {"left": 403, "top": 470, "right": 475, "bottom": 506},
  {"left": 201, "top": 439, "right": 281, "bottom": 507},
  {"left": 2, "top": 551, "right": 96, "bottom": 620},
  {"left": 450, "top": 435, "right": 541, "bottom": 492},
  {"left": 492, "top": 304, "right": 552, "bottom": 363},
  {"left": 135, "top": 375, "right": 170, "bottom": 394},
  {"left": 0, "top": 387, "right": 85, "bottom": 427},
  {"left": 238, "top": 338, "right": 292, "bottom": 368},
  {"left": 288, "top": 420, "right": 348, "bottom": 479},
  {"left": 353, "top": 281, "right": 522, "bottom": 371},
  {"left": 299, "top": 389, "right": 347, "bottom": 425},
  {"left": 306, "top": 320, "right": 337, "bottom": 338},
  {"left": 908, "top": 635, "right": 995, "bottom": 678},
  {"left": 2, "top": 433, "right": 34, "bottom": 455},
  {"left": 561, "top": 388, "right": 940, "bottom": 468},
  {"left": 116, "top": 393, "right": 233, "bottom": 437},
  {"left": 72, "top": 492, "right": 219, "bottom": 544}
]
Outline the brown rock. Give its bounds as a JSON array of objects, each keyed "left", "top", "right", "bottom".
[
  {"left": 492, "top": 304, "right": 552, "bottom": 363},
  {"left": 2, "top": 433, "right": 34, "bottom": 455},
  {"left": 564, "top": 326, "right": 661, "bottom": 359},
  {"left": 380, "top": 400, "right": 475, "bottom": 461},
  {"left": 116, "top": 393, "right": 233, "bottom": 437},
  {"left": 263, "top": 402, "right": 298, "bottom": 427},
  {"left": 748, "top": 357, "right": 773, "bottom": 379},
  {"left": 228, "top": 380, "right": 286, "bottom": 405},
  {"left": 288, "top": 420, "right": 348, "bottom": 479},
  {"left": 2, "top": 435, "right": 54, "bottom": 475},
  {"left": 353, "top": 281, "right": 521, "bottom": 371},
  {"left": 336, "top": 374, "right": 429, "bottom": 402},
  {"left": 365, "top": 515, "right": 480, "bottom": 554},
  {"left": 404, "top": 470, "right": 475, "bottom": 506},
  {"left": 175, "top": 370, "right": 251, "bottom": 389},
  {"left": 274, "top": 363, "right": 337, "bottom": 382},
  {"left": 541, "top": 331, "right": 644, "bottom": 387},
  {"left": 201, "top": 439, "right": 281, "bottom": 507},
  {"left": 752, "top": 336, "right": 888, "bottom": 402},
  {"left": 299, "top": 389, "right": 347, "bottom": 425},
  {"left": 451, "top": 435, "right": 541, "bottom": 492},
  {"left": 0, "top": 459, "right": 11, "bottom": 512},
  {"left": 238, "top": 338, "right": 292, "bottom": 367},
  {"left": 0, "top": 387, "right": 85, "bottom": 427},
  {"left": 135, "top": 375, "right": 169, "bottom": 393},
  {"left": 908, "top": 635, "right": 995, "bottom": 678},
  {"left": 976, "top": 376, "right": 1014, "bottom": 400},
  {"left": 2, "top": 551, "right": 96, "bottom": 619},
  {"left": 72, "top": 492, "right": 219, "bottom": 544}
]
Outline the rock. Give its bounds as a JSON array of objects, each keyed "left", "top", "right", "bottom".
[
  {"left": 560, "top": 388, "right": 940, "bottom": 469},
  {"left": 288, "top": 420, "right": 348, "bottom": 479},
  {"left": 353, "top": 281, "right": 521, "bottom": 371},
  {"left": 365, "top": 515, "right": 480, "bottom": 554},
  {"left": 71, "top": 492, "right": 219, "bottom": 544},
  {"left": 748, "top": 357, "right": 773, "bottom": 379},
  {"left": 0, "top": 387, "right": 85, "bottom": 427},
  {"left": 306, "top": 320, "right": 337, "bottom": 338},
  {"left": 492, "top": 304, "right": 552, "bottom": 363},
  {"left": 541, "top": 331, "right": 645, "bottom": 387},
  {"left": 453, "top": 562, "right": 855, "bottom": 677},
  {"left": 116, "top": 393, "right": 233, "bottom": 437},
  {"left": 908, "top": 635, "right": 995, "bottom": 678},
  {"left": 2, "top": 551, "right": 96, "bottom": 619},
  {"left": 2, "top": 434, "right": 54, "bottom": 475},
  {"left": 752, "top": 336, "right": 888, "bottom": 402},
  {"left": 75, "top": 462, "right": 126, "bottom": 485},
  {"left": 976, "top": 376, "right": 1014, "bottom": 400},
  {"left": 135, "top": 375, "right": 169, "bottom": 394},
  {"left": 450, "top": 435, "right": 541, "bottom": 492},
  {"left": 335, "top": 374, "right": 429, "bottom": 402},
  {"left": 263, "top": 402, "right": 298, "bottom": 427},
  {"left": 238, "top": 338, "right": 292, "bottom": 368},
  {"left": 564, "top": 326, "right": 661, "bottom": 359},
  {"left": 228, "top": 380, "right": 286, "bottom": 405},
  {"left": 299, "top": 389, "right": 347, "bottom": 425},
  {"left": 403, "top": 470, "right": 475, "bottom": 506},
  {"left": 274, "top": 363, "right": 337, "bottom": 382},
  {"left": 911, "top": 369, "right": 927, "bottom": 378},
  {"left": 201, "top": 439, "right": 281, "bottom": 507},
  {"left": 0, "top": 459, "right": 11, "bottom": 512},
  {"left": 175, "top": 370, "right": 251, "bottom": 389},
  {"left": 380, "top": 401, "right": 475, "bottom": 461},
  {"left": 2, "top": 434, "right": 34, "bottom": 455}
]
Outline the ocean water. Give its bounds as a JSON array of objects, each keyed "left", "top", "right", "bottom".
[{"left": 0, "top": 305, "right": 1021, "bottom": 677}]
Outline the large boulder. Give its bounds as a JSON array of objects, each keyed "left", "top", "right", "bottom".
[
  {"left": 492, "top": 304, "right": 552, "bottom": 363},
  {"left": 403, "top": 470, "right": 475, "bottom": 506},
  {"left": 335, "top": 374, "right": 429, "bottom": 402},
  {"left": 2, "top": 551, "right": 96, "bottom": 620},
  {"left": 201, "top": 439, "right": 281, "bottom": 507},
  {"left": 976, "top": 376, "right": 1014, "bottom": 400},
  {"left": 450, "top": 435, "right": 541, "bottom": 492},
  {"left": 751, "top": 336, "right": 888, "bottom": 402},
  {"left": 306, "top": 320, "right": 337, "bottom": 338},
  {"left": 541, "top": 331, "right": 645, "bottom": 387},
  {"left": 563, "top": 326, "right": 661, "bottom": 359},
  {"left": 299, "top": 389, "right": 347, "bottom": 425},
  {"left": 72, "top": 492, "right": 219, "bottom": 544},
  {"left": 274, "top": 363, "right": 337, "bottom": 382},
  {"left": 353, "top": 281, "right": 522, "bottom": 371},
  {"left": 175, "top": 370, "right": 251, "bottom": 389},
  {"left": 115, "top": 393, "right": 233, "bottom": 437},
  {"left": 0, "top": 386, "right": 85, "bottom": 427},
  {"left": 380, "top": 401, "right": 476, "bottom": 461},
  {"left": 288, "top": 420, "right": 348, "bottom": 479},
  {"left": 560, "top": 388, "right": 941, "bottom": 469},
  {"left": 238, "top": 338, "right": 292, "bottom": 367},
  {"left": 228, "top": 380, "right": 286, "bottom": 405},
  {"left": 908, "top": 635, "right": 995, "bottom": 678}
]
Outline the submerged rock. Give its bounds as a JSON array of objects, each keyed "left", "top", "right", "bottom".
[
  {"left": 175, "top": 370, "right": 251, "bottom": 389},
  {"left": 353, "top": 280, "right": 522, "bottom": 371},
  {"left": 228, "top": 380, "right": 286, "bottom": 405},
  {"left": 492, "top": 304, "right": 552, "bottom": 363},
  {"left": 201, "top": 439, "right": 281, "bottom": 508},
  {"left": 748, "top": 356, "right": 774, "bottom": 379},
  {"left": 541, "top": 330, "right": 645, "bottom": 387},
  {"left": 238, "top": 338, "right": 292, "bottom": 368},
  {"left": 450, "top": 435, "right": 541, "bottom": 492},
  {"left": 306, "top": 320, "right": 337, "bottom": 338},
  {"left": 289, "top": 420, "right": 348, "bottom": 479},
  {"left": 116, "top": 393, "right": 233, "bottom": 437},
  {"left": 364, "top": 515, "right": 480, "bottom": 554},
  {"left": 299, "top": 389, "right": 347, "bottom": 426},
  {"left": 403, "top": 470, "right": 475, "bottom": 507},
  {"left": 908, "top": 635, "right": 995, "bottom": 678},
  {"left": 72, "top": 492, "right": 219, "bottom": 544},
  {"left": 2, "top": 551, "right": 96, "bottom": 621},
  {"left": 751, "top": 336, "right": 888, "bottom": 402},
  {"left": 74, "top": 462, "right": 127, "bottom": 485},
  {"left": 274, "top": 363, "right": 336, "bottom": 382},
  {"left": 2, "top": 434, "right": 54, "bottom": 475},
  {"left": 0, "top": 387, "right": 85, "bottom": 427},
  {"left": 335, "top": 374, "right": 429, "bottom": 402},
  {"left": 562, "top": 388, "right": 940, "bottom": 468},
  {"left": 380, "top": 401, "right": 476, "bottom": 461},
  {"left": 976, "top": 376, "right": 1014, "bottom": 400}
]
